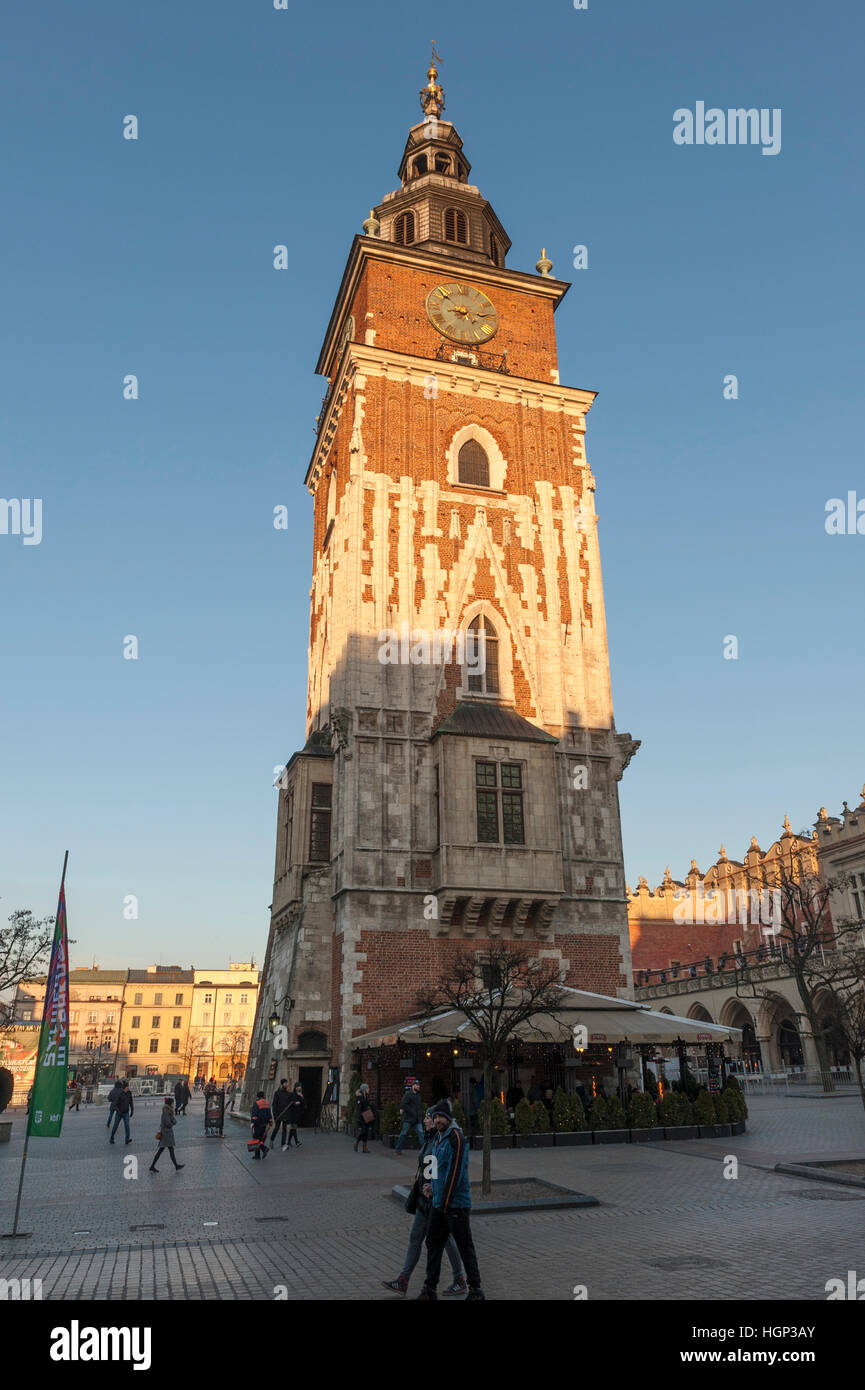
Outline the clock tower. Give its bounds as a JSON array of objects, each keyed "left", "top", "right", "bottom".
[{"left": 247, "top": 56, "right": 639, "bottom": 1115}]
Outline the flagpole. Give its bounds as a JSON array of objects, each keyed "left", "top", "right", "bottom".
[{"left": 3, "top": 851, "right": 69, "bottom": 1240}]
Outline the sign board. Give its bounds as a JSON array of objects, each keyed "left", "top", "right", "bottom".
[{"left": 205, "top": 1089, "right": 225, "bottom": 1137}]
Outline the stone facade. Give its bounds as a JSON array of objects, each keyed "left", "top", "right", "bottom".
[
  {"left": 245, "top": 73, "right": 639, "bottom": 1119},
  {"left": 630, "top": 792, "right": 865, "bottom": 1073}
]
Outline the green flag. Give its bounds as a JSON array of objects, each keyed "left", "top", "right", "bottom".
[{"left": 27, "top": 880, "right": 70, "bottom": 1138}]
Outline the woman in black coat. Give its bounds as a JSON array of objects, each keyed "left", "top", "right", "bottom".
[
  {"left": 286, "top": 1083, "right": 305, "bottom": 1148},
  {"left": 354, "top": 1083, "right": 374, "bottom": 1153},
  {"left": 150, "top": 1097, "right": 185, "bottom": 1172}
]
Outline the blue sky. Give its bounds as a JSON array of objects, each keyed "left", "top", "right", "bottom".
[{"left": 1, "top": 0, "right": 862, "bottom": 969}]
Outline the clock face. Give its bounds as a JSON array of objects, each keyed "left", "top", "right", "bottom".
[{"left": 426, "top": 282, "right": 499, "bottom": 345}]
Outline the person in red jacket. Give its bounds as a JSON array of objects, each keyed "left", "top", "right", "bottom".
[{"left": 250, "top": 1092, "right": 272, "bottom": 1159}]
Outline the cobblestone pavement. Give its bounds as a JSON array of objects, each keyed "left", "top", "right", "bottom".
[{"left": 1, "top": 1094, "right": 863, "bottom": 1300}]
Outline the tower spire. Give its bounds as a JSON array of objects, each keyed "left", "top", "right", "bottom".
[{"left": 420, "top": 42, "right": 445, "bottom": 120}]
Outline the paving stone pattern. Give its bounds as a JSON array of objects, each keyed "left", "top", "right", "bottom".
[{"left": 1, "top": 1094, "right": 863, "bottom": 1300}]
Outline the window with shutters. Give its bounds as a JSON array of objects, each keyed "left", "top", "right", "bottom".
[
  {"left": 151, "top": 1016, "right": 160, "bottom": 1030},
  {"left": 149, "top": 1038, "right": 159, "bottom": 1053},
  {"left": 129, "top": 1039, "right": 138, "bottom": 1054},
  {"left": 457, "top": 439, "right": 489, "bottom": 488},
  {"left": 131, "top": 1016, "right": 140, "bottom": 1029},
  {"left": 170, "top": 1038, "right": 179, "bottom": 1054},
  {"left": 466, "top": 615, "right": 499, "bottom": 695},
  {"left": 394, "top": 211, "right": 415, "bottom": 246},
  {"left": 444, "top": 207, "right": 467, "bottom": 244},
  {"left": 309, "top": 783, "right": 332, "bottom": 861},
  {"left": 173, "top": 1016, "right": 181, "bottom": 1029},
  {"left": 175, "top": 993, "right": 184, "bottom": 1005}
]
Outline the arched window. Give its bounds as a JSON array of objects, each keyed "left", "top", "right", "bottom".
[
  {"left": 466, "top": 615, "right": 500, "bottom": 695},
  {"left": 297, "top": 1030, "right": 327, "bottom": 1051},
  {"left": 458, "top": 439, "right": 489, "bottom": 487},
  {"left": 444, "top": 208, "right": 468, "bottom": 245},
  {"left": 394, "top": 211, "right": 415, "bottom": 246},
  {"left": 412, "top": 155, "right": 428, "bottom": 177},
  {"left": 434, "top": 153, "right": 451, "bottom": 174}
]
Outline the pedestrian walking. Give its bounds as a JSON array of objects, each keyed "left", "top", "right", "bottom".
[
  {"left": 382, "top": 1111, "right": 466, "bottom": 1297},
  {"left": 67, "top": 1081, "right": 82, "bottom": 1111},
  {"left": 285, "top": 1082, "right": 305, "bottom": 1147},
  {"left": 105, "top": 1079, "right": 123, "bottom": 1130},
  {"left": 174, "top": 1079, "right": 185, "bottom": 1115},
  {"left": 354, "top": 1082, "right": 375, "bottom": 1153},
  {"left": 109, "top": 1080, "right": 135, "bottom": 1144},
  {"left": 149, "top": 1097, "right": 185, "bottom": 1172},
  {"left": 249, "top": 1091, "right": 272, "bottom": 1159},
  {"left": 271, "top": 1079, "right": 292, "bottom": 1150},
  {"left": 227, "top": 1078, "right": 237, "bottom": 1111},
  {"left": 394, "top": 1081, "right": 423, "bottom": 1153},
  {"left": 416, "top": 1100, "right": 484, "bottom": 1300}
]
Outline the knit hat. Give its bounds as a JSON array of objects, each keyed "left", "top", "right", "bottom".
[{"left": 427, "top": 1100, "right": 452, "bottom": 1119}]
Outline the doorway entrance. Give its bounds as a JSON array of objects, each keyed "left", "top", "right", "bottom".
[{"left": 298, "top": 1067, "right": 322, "bottom": 1126}]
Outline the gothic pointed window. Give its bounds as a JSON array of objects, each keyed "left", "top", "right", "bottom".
[
  {"left": 458, "top": 439, "right": 489, "bottom": 488},
  {"left": 444, "top": 208, "right": 468, "bottom": 245},
  {"left": 466, "top": 615, "right": 500, "bottom": 695},
  {"left": 395, "top": 211, "right": 415, "bottom": 246}
]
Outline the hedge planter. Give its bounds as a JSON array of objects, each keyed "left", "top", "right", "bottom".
[
  {"left": 629, "top": 1127, "right": 661, "bottom": 1143},
  {"left": 663, "top": 1125, "right": 698, "bottom": 1141},
  {"left": 698, "top": 1123, "right": 732, "bottom": 1140},
  {"left": 471, "top": 1134, "right": 514, "bottom": 1151},
  {"left": 553, "top": 1131, "right": 593, "bottom": 1147},
  {"left": 592, "top": 1129, "right": 629, "bottom": 1145},
  {"left": 514, "top": 1133, "right": 555, "bottom": 1149},
  {"left": 731, "top": 1119, "right": 747, "bottom": 1136}
]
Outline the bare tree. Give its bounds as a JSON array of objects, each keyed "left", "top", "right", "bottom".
[
  {"left": 415, "top": 946, "right": 565, "bottom": 1195},
  {"left": 736, "top": 867, "right": 854, "bottom": 1092},
  {"left": 0, "top": 908, "right": 55, "bottom": 1028},
  {"left": 218, "top": 1028, "right": 250, "bottom": 1080}
]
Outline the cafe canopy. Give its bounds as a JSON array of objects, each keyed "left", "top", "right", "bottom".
[{"left": 349, "top": 985, "right": 741, "bottom": 1049}]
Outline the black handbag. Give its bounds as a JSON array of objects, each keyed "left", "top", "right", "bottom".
[{"left": 404, "top": 1181, "right": 419, "bottom": 1215}]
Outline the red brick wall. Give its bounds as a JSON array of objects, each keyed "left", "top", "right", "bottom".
[
  {"left": 349, "top": 260, "right": 559, "bottom": 382},
  {"left": 340, "top": 928, "right": 627, "bottom": 1051}
]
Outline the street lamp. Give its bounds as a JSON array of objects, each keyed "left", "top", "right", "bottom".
[{"left": 268, "top": 996, "right": 294, "bottom": 1033}]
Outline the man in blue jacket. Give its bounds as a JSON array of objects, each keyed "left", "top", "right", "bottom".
[{"left": 417, "top": 1100, "right": 484, "bottom": 1300}]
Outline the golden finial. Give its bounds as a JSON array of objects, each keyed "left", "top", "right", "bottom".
[
  {"left": 420, "top": 43, "right": 445, "bottom": 120},
  {"left": 536, "top": 247, "right": 553, "bottom": 276}
]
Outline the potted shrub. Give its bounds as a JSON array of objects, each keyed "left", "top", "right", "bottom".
[
  {"left": 514, "top": 1094, "right": 554, "bottom": 1147},
  {"left": 723, "top": 1077, "right": 748, "bottom": 1132},
  {"left": 592, "top": 1091, "right": 628, "bottom": 1144},
  {"left": 553, "top": 1088, "right": 592, "bottom": 1147},
  {"left": 381, "top": 1098, "right": 401, "bottom": 1147},
  {"left": 477, "top": 1096, "right": 513, "bottom": 1150},
  {"left": 660, "top": 1087, "right": 698, "bottom": 1141},
  {"left": 693, "top": 1088, "right": 730, "bottom": 1138},
  {"left": 0, "top": 1066, "right": 13, "bottom": 1144},
  {"left": 451, "top": 1098, "right": 469, "bottom": 1136},
  {"left": 628, "top": 1089, "right": 660, "bottom": 1141}
]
